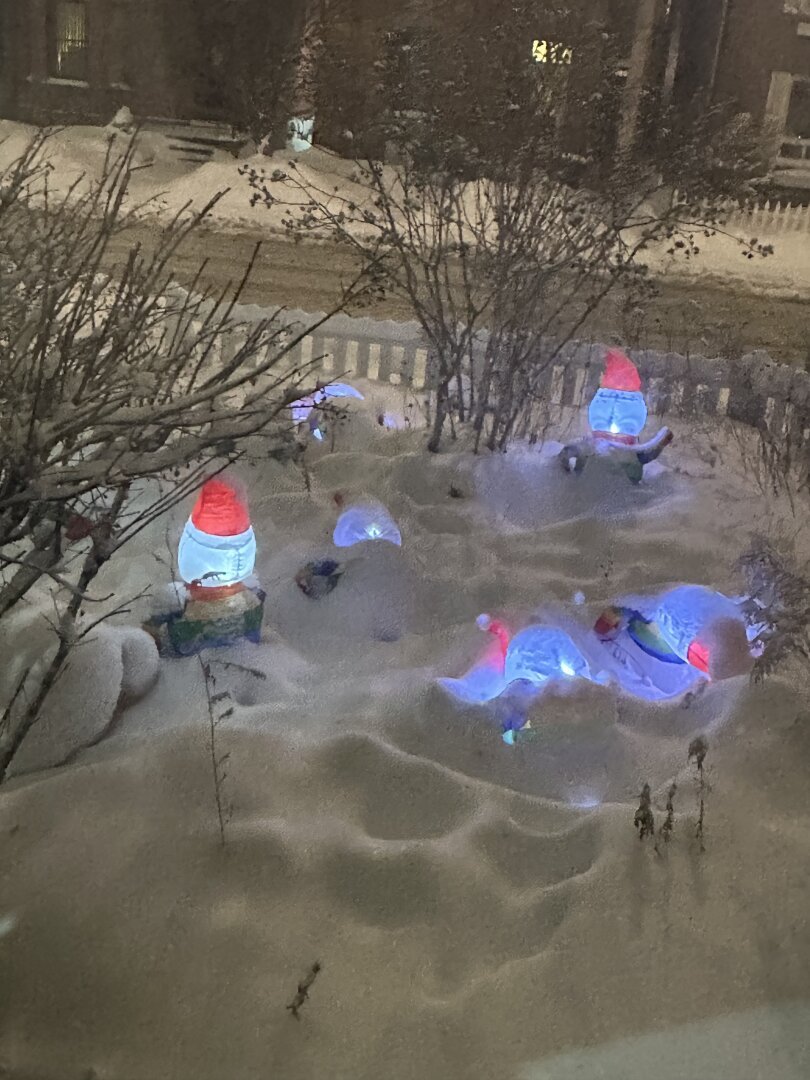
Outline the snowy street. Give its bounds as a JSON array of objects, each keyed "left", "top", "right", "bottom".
[{"left": 102, "top": 216, "right": 810, "bottom": 365}]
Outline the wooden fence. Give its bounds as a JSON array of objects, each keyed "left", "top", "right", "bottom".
[{"left": 173, "top": 286, "right": 810, "bottom": 469}]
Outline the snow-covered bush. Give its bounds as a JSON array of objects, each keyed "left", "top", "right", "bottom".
[{"left": 0, "top": 132, "right": 372, "bottom": 780}]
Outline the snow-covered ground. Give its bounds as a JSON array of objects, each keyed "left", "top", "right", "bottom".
[
  {"left": 2, "top": 119, "right": 810, "bottom": 298},
  {"left": 1, "top": 383, "right": 809, "bottom": 1079}
]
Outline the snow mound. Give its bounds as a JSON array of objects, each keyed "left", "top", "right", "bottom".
[
  {"left": 108, "top": 626, "right": 160, "bottom": 702},
  {"left": 8, "top": 625, "right": 158, "bottom": 777}
]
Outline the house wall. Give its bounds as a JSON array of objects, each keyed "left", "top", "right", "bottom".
[
  {"left": 712, "top": 0, "right": 810, "bottom": 119},
  {"left": 315, "top": 0, "right": 618, "bottom": 158},
  {"left": 712, "top": 0, "right": 810, "bottom": 187},
  {"left": 1, "top": 0, "right": 300, "bottom": 126},
  {"left": 3, "top": 0, "right": 174, "bottom": 124}
]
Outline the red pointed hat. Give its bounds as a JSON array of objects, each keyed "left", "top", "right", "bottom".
[
  {"left": 190, "top": 477, "right": 251, "bottom": 536},
  {"left": 601, "top": 349, "right": 642, "bottom": 392}
]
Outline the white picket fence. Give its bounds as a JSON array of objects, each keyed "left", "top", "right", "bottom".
[
  {"left": 671, "top": 188, "right": 810, "bottom": 236},
  {"left": 724, "top": 199, "right": 810, "bottom": 236}
]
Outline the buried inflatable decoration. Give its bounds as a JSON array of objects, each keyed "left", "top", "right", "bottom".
[
  {"left": 289, "top": 382, "right": 364, "bottom": 441},
  {"left": 333, "top": 500, "right": 402, "bottom": 548},
  {"left": 440, "top": 586, "right": 756, "bottom": 741},
  {"left": 559, "top": 349, "right": 673, "bottom": 484}
]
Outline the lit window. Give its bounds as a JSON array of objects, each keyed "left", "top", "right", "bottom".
[
  {"left": 784, "top": 1, "right": 810, "bottom": 15},
  {"left": 50, "top": 0, "right": 89, "bottom": 81},
  {"left": 532, "top": 39, "right": 574, "bottom": 65}
]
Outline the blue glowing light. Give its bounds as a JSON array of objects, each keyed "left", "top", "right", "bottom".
[
  {"left": 333, "top": 502, "right": 402, "bottom": 548},
  {"left": 504, "top": 626, "right": 591, "bottom": 687},
  {"left": 177, "top": 520, "right": 256, "bottom": 588},
  {"left": 569, "top": 794, "right": 602, "bottom": 810},
  {"left": 654, "top": 586, "right": 744, "bottom": 663},
  {"left": 588, "top": 387, "right": 648, "bottom": 439},
  {"left": 290, "top": 383, "right": 364, "bottom": 427}
]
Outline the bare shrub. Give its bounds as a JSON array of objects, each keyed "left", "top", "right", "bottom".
[{"left": 0, "top": 133, "right": 372, "bottom": 781}]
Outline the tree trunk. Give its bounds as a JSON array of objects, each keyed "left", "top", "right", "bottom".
[{"left": 616, "top": 0, "right": 667, "bottom": 157}]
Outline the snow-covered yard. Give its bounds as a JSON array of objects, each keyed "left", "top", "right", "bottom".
[{"left": 1, "top": 381, "right": 809, "bottom": 1079}]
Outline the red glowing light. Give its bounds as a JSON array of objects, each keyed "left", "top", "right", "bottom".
[
  {"left": 686, "top": 640, "right": 711, "bottom": 674},
  {"left": 190, "top": 478, "right": 251, "bottom": 537},
  {"left": 601, "top": 349, "right": 642, "bottom": 392}
]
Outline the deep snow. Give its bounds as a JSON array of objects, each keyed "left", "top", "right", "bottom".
[{"left": 1, "top": 382, "right": 809, "bottom": 1079}]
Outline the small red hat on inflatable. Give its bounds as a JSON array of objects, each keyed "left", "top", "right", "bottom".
[
  {"left": 601, "top": 349, "right": 642, "bottom": 392},
  {"left": 190, "top": 477, "right": 251, "bottom": 536}
]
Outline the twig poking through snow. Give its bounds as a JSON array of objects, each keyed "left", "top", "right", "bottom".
[
  {"left": 688, "top": 736, "right": 709, "bottom": 853},
  {"left": 286, "top": 961, "right": 322, "bottom": 1020},
  {"left": 199, "top": 657, "right": 234, "bottom": 847},
  {"left": 659, "top": 782, "right": 677, "bottom": 846},
  {"left": 634, "top": 782, "right": 655, "bottom": 843}
]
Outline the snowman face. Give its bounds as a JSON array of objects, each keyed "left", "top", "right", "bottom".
[
  {"left": 178, "top": 520, "right": 256, "bottom": 587},
  {"left": 588, "top": 387, "right": 647, "bottom": 438}
]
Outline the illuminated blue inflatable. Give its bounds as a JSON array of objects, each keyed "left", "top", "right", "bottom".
[
  {"left": 504, "top": 626, "right": 593, "bottom": 686},
  {"left": 653, "top": 585, "right": 749, "bottom": 674},
  {"left": 439, "top": 616, "right": 597, "bottom": 710},
  {"left": 588, "top": 349, "right": 647, "bottom": 439},
  {"left": 289, "top": 382, "right": 364, "bottom": 441},
  {"left": 333, "top": 501, "right": 402, "bottom": 548},
  {"left": 178, "top": 521, "right": 256, "bottom": 589}
]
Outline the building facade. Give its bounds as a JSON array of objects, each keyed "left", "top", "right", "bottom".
[
  {"left": 672, "top": 0, "right": 810, "bottom": 191},
  {"left": 0, "top": 0, "right": 300, "bottom": 129}
]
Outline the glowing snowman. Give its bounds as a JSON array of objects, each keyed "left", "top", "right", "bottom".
[
  {"left": 177, "top": 477, "right": 257, "bottom": 590},
  {"left": 588, "top": 349, "right": 648, "bottom": 444}
]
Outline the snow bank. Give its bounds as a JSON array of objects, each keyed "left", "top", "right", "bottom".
[
  {"left": 3, "top": 118, "right": 807, "bottom": 293},
  {"left": 0, "top": 121, "right": 165, "bottom": 200}
]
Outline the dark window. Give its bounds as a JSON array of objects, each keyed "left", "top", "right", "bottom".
[
  {"left": 109, "top": 2, "right": 133, "bottom": 86},
  {"left": 786, "top": 79, "right": 810, "bottom": 140},
  {"left": 49, "top": 0, "right": 89, "bottom": 81}
]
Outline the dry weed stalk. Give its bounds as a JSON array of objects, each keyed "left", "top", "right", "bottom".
[
  {"left": 688, "top": 736, "right": 709, "bottom": 853},
  {"left": 199, "top": 657, "right": 234, "bottom": 847},
  {"left": 659, "top": 781, "right": 678, "bottom": 846},
  {"left": 634, "top": 782, "right": 655, "bottom": 843}
]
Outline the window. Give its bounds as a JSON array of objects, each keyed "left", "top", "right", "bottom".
[
  {"left": 786, "top": 78, "right": 810, "bottom": 140},
  {"left": 49, "top": 0, "right": 89, "bottom": 81},
  {"left": 784, "top": 0, "right": 810, "bottom": 14},
  {"left": 532, "top": 39, "right": 574, "bottom": 65},
  {"left": 777, "top": 78, "right": 810, "bottom": 164}
]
